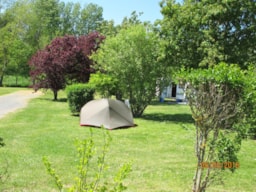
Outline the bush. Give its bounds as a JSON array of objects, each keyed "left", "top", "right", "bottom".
[
  {"left": 176, "top": 63, "right": 247, "bottom": 191},
  {"left": 66, "top": 83, "right": 95, "bottom": 114},
  {"left": 241, "top": 65, "right": 256, "bottom": 139},
  {"left": 89, "top": 72, "right": 120, "bottom": 98}
]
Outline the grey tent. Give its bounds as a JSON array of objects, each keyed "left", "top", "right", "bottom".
[{"left": 80, "top": 99, "right": 135, "bottom": 129}]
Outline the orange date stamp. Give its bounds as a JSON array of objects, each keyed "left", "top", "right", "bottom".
[{"left": 199, "top": 162, "right": 240, "bottom": 169}]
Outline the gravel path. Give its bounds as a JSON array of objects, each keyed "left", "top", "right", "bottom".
[{"left": 0, "top": 90, "right": 42, "bottom": 119}]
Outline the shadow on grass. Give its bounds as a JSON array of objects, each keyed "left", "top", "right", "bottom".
[
  {"left": 141, "top": 113, "right": 194, "bottom": 124},
  {"left": 38, "top": 97, "right": 67, "bottom": 103},
  {"left": 149, "top": 100, "right": 177, "bottom": 106}
]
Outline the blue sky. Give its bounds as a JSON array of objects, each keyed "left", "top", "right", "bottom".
[{"left": 62, "top": 0, "right": 182, "bottom": 24}]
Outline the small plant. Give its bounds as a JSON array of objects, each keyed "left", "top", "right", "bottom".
[{"left": 43, "top": 128, "right": 132, "bottom": 192}]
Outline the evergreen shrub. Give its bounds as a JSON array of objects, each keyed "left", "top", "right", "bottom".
[{"left": 66, "top": 83, "right": 95, "bottom": 114}]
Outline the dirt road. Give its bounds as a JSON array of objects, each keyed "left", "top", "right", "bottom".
[{"left": 0, "top": 90, "right": 42, "bottom": 119}]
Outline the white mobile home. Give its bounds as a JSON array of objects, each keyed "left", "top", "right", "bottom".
[{"left": 160, "top": 83, "right": 186, "bottom": 102}]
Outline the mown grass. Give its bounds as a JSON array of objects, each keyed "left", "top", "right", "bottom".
[
  {"left": 0, "top": 90, "right": 255, "bottom": 191},
  {"left": 0, "top": 87, "right": 29, "bottom": 96}
]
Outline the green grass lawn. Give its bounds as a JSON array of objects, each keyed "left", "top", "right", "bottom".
[
  {"left": 0, "top": 90, "right": 255, "bottom": 191},
  {"left": 0, "top": 87, "right": 29, "bottom": 96}
]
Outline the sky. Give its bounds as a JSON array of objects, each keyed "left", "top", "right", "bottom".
[{"left": 62, "top": 0, "right": 167, "bottom": 25}]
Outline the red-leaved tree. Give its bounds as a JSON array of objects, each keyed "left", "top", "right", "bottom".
[{"left": 29, "top": 32, "right": 105, "bottom": 100}]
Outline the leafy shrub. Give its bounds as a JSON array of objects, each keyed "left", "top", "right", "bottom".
[
  {"left": 66, "top": 83, "right": 95, "bottom": 114},
  {"left": 89, "top": 72, "right": 120, "bottom": 98},
  {"left": 43, "top": 128, "right": 132, "bottom": 192},
  {"left": 243, "top": 65, "right": 256, "bottom": 139},
  {"left": 176, "top": 63, "right": 248, "bottom": 191}
]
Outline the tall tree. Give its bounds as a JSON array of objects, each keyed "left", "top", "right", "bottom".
[
  {"left": 33, "top": 0, "right": 61, "bottom": 45},
  {"left": 29, "top": 32, "right": 105, "bottom": 100},
  {"left": 92, "top": 24, "right": 169, "bottom": 117},
  {"left": 0, "top": 8, "right": 12, "bottom": 86},
  {"left": 97, "top": 19, "right": 118, "bottom": 37},
  {"left": 59, "top": 2, "right": 104, "bottom": 36},
  {"left": 0, "top": 1, "right": 32, "bottom": 86},
  {"left": 159, "top": 0, "right": 256, "bottom": 68},
  {"left": 77, "top": 3, "right": 103, "bottom": 35}
]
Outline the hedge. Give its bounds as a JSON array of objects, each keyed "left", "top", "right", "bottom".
[{"left": 66, "top": 83, "right": 95, "bottom": 114}]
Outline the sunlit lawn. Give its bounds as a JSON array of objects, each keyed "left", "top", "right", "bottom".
[
  {"left": 0, "top": 90, "right": 255, "bottom": 191},
  {"left": 0, "top": 87, "right": 28, "bottom": 96}
]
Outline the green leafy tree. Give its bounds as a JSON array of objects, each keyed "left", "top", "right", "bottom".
[
  {"left": 59, "top": 2, "right": 104, "bottom": 36},
  {"left": 92, "top": 24, "right": 169, "bottom": 117},
  {"left": 77, "top": 3, "right": 104, "bottom": 35},
  {"left": 33, "top": 0, "right": 61, "bottom": 45},
  {"left": 0, "top": 0, "right": 39, "bottom": 86},
  {"left": 159, "top": 0, "right": 256, "bottom": 68},
  {"left": 176, "top": 63, "right": 248, "bottom": 192},
  {"left": 97, "top": 19, "right": 118, "bottom": 37}
]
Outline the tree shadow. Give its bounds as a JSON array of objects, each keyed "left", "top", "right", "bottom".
[
  {"left": 38, "top": 97, "right": 67, "bottom": 103},
  {"left": 141, "top": 113, "right": 194, "bottom": 124},
  {"left": 150, "top": 100, "right": 179, "bottom": 106},
  {"left": 0, "top": 137, "right": 5, "bottom": 147}
]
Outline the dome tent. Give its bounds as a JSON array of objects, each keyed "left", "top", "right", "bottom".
[{"left": 80, "top": 99, "right": 135, "bottom": 129}]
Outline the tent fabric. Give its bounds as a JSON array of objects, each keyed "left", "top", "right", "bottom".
[{"left": 80, "top": 99, "right": 135, "bottom": 129}]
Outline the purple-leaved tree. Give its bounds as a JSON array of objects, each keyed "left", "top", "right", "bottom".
[{"left": 29, "top": 32, "right": 105, "bottom": 100}]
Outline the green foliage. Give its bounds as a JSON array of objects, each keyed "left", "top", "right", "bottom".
[
  {"left": 42, "top": 157, "right": 63, "bottom": 191},
  {"left": 92, "top": 24, "right": 170, "bottom": 117},
  {"left": 176, "top": 62, "right": 245, "bottom": 89},
  {"left": 3, "top": 75, "right": 31, "bottom": 87},
  {"left": 89, "top": 72, "right": 119, "bottom": 98},
  {"left": 66, "top": 83, "right": 95, "bottom": 114},
  {"left": 159, "top": 0, "right": 256, "bottom": 68},
  {"left": 242, "top": 65, "right": 256, "bottom": 139},
  {"left": 215, "top": 132, "right": 241, "bottom": 172},
  {"left": 43, "top": 128, "right": 132, "bottom": 192},
  {"left": 176, "top": 63, "right": 248, "bottom": 191}
]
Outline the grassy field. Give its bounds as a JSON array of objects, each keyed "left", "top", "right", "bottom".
[
  {"left": 0, "top": 90, "right": 255, "bottom": 191},
  {"left": 0, "top": 87, "right": 29, "bottom": 96}
]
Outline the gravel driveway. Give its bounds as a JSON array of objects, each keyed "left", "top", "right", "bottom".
[{"left": 0, "top": 90, "right": 42, "bottom": 119}]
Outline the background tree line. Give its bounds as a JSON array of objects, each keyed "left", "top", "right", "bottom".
[{"left": 0, "top": 0, "right": 119, "bottom": 86}]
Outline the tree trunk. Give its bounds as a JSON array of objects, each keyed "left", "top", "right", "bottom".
[
  {"left": 0, "top": 75, "right": 3, "bottom": 87},
  {"left": 115, "top": 92, "right": 122, "bottom": 101},
  {"left": 53, "top": 90, "right": 58, "bottom": 101},
  {"left": 193, "top": 125, "right": 207, "bottom": 192}
]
